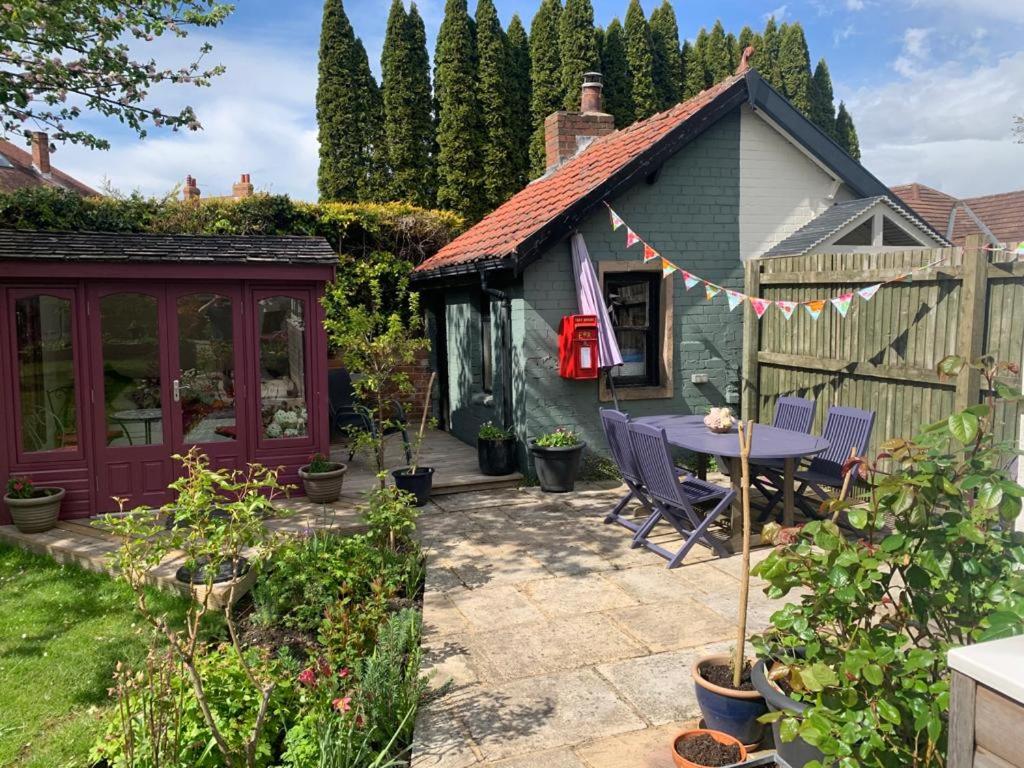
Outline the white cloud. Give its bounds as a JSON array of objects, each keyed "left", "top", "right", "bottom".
[
  {"left": 893, "top": 27, "right": 931, "bottom": 77},
  {"left": 906, "top": 0, "right": 1024, "bottom": 25},
  {"left": 845, "top": 0, "right": 866, "bottom": 10},
  {"left": 764, "top": 5, "right": 788, "bottom": 22},
  {"left": 844, "top": 51, "right": 1024, "bottom": 196},
  {"left": 833, "top": 24, "right": 856, "bottom": 45}
]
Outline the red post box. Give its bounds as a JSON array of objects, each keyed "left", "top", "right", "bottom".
[{"left": 558, "top": 314, "right": 600, "bottom": 380}]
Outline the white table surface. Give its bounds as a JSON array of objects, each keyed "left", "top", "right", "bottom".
[{"left": 948, "top": 636, "right": 1024, "bottom": 704}]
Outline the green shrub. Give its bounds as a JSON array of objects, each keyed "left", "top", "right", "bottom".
[
  {"left": 532, "top": 427, "right": 582, "bottom": 448},
  {"left": 478, "top": 421, "right": 514, "bottom": 441}
]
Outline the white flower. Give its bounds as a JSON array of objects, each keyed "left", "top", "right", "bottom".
[
  {"left": 283, "top": 428, "right": 298, "bottom": 437},
  {"left": 266, "top": 422, "right": 282, "bottom": 438}
]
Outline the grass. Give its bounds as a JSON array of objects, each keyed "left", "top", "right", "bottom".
[{"left": 0, "top": 542, "right": 187, "bottom": 768}]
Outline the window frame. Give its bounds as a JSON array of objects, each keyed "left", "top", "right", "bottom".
[
  {"left": 604, "top": 271, "right": 661, "bottom": 387},
  {"left": 480, "top": 292, "right": 493, "bottom": 394}
]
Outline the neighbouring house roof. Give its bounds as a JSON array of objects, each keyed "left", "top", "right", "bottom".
[
  {"left": 0, "top": 139, "right": 99, "bottom": 197},
  {"left": 0, "top": 229, "right": 338, "bottom": 264},
  {"left": 762, "top": 196, "right": 946, "bottom": 257},
  {"left": 414, "top": 69, "right": 938, "bottom": 283},
  {"left": 891, "top": 183, "right": 1024, "bottom": 247}
]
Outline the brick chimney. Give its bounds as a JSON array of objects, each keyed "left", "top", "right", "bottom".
[
  {"left": 232, "top": 173, "right": 254, "bottom": 198},
  {"left": 31, "top": 132, "right": 51, "bottom": 175},
  {"left": 544, "top": 72, "right": 616, "bottom": 172},
  {"left": 183, "top": 175, "right": 201, "bottom": 201}
]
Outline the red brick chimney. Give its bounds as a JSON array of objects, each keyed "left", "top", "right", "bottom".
[
  {"left": 31, "top": 132, "right": 51, "bottom": 175},
  {"left": 232, "top": 173, "right": 254, "bottom": 198},
  {"left": 544, "top": 72, "right": 616, "bottom": 172},
  {"left": 183, "top": 175, "right": 201, "bottom": 201}
]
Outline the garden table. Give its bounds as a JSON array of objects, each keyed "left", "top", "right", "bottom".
[
  {"left": 112, "top": 408, "right": 163, "bottom": 446},
  {"left": 639, "top": 416, "right": 830, "bottom": 533}
]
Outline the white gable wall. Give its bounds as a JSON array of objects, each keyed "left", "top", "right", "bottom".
[{"left": 738, "top": 104, "right": 856, "bottom": 260}]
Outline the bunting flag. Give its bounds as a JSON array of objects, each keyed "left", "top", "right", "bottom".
[
  {"left": 776, "top": 300, "right": 797, "bottom": 320},
  {"left": 831, "top": 292, "right": 854, "bottom": 317},
  {"left": 609, "top": 208, "right": 625, "bottom": 231},
  {"left": 643, "top": 243, "right": 659, "bottom": 262},
  {"left": 704, "top": 282, "right": 722, "bottom": 301},
  {"left": 750, "top": 297, "right": 771, "bottom": 319},
  {"left": 1017, "top": 244, "right": 1024, "bottom": 256},
  {"left": 625, "top": 228, "right": 641, "bottom": 248},
  {"left": 804, "top": 300, "right": 826, "bottom": 320},
  {"left": 661, "top": 258, "right": 678, "bottom": 277},
  {"left": 682, "top": 270, "right": 700, "bottom": 290},
  {"left": 857, "top": 283, "right": 882, "bottom": 302},
  {"left": 726, "top": 289, "right": 746, "bottom": 311}
]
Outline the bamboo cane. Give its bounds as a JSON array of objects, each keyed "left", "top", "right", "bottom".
[
  {"left": 409, "top": 372, "right": 437, "bottom": 474},
  {"left": 830, "top": 445, "right": 859, "bottom": 524},
  {"left": 732, "top": 419, "right": 754, "bottom": 689}
]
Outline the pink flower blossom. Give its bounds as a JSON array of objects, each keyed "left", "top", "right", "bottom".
[
  {"left": 332, "top": 696, "right": 352, "bottom": 713},
  {"left": 298, "top": 667, "right": 316, "bottom": 687},
  {"left": 338, "top": 667, "right": 350, "bottom": 679}
]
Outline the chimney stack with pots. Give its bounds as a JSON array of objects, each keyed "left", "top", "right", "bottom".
[
  {"left": 31, "top": 132, "right": 51, "bottom": 175},
  {"left": 232, "top": 173, "right": 254, "bottom": 199},
  {"left": 544, "top": 72, "right": 615, "bottom": 172},
  {"left": 183, "top": 175, "right": 201, "bottom": 200}
]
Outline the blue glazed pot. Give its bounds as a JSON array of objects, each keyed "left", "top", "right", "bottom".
[{"left": 692, "top": 654, "right": 769, "bottom": 747}]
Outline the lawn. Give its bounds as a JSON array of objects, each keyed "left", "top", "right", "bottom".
[{"left": 0, "top": 543, "right": 187, "bottom": 768}]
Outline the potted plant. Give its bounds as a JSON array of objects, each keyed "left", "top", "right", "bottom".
[
  {"left": 392, "top": 372, "right": 436, "bottom": 506},
  {"left": 3, "top": 475, "right": 65, "bottom": 533},
  {"left": 477, "top": 421, "right": 517, "bottom": 476},
  {"left": 671, "top": 728, "right": 747, "bottom": 768},
  {"left": 529, "top": 428, "right": 586, "bottom": 493},
  {"left": 298, "top": 452, "right": 347, "bottom": 503}
]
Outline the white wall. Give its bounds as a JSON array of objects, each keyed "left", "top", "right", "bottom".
[{"left": 738, "top": 105, "right": 855, "bottom": 260}]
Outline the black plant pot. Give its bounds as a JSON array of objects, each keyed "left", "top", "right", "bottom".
[
  {"left": 529, "top": 441, "right": 586, "bottom": 493},
  {"left": 477, "top": 437, "right": 518, "bottom": 476},
  {"left": 392, "top": 466, "right": 434, "bottom": 506},
  {"left": 752, "top": 659, "right": 827, "bottom": 768},
  {"left": 176, "top": 555, "right": 250, "bottom": 585}
]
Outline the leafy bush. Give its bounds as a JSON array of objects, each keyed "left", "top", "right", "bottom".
[
  {"left": 532, "top": 428, "right": 582, "bottom": 448},
  {"left": 478, "top": 421, "right": 514, "bottom": 441},
  {"left": 752, "top": 356, "right": 1024, "bottom": 768}
]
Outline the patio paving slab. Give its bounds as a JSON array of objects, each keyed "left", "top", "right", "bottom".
[
  {"left": 522, "top": 573, "right": 639, "bottom": 617},
  {"left": 447, "top": 584, "right": 547, "bottom": 630},
  {"left": 608, "top": 598, "right": 735, "bottom": 653}
]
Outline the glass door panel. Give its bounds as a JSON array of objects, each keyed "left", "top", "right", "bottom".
[
  {"left": 257, "top": 296, "right": 308, "bottom": 440},
  {"left": 176, "top": 294, "right": 236, "bottom": 443}
]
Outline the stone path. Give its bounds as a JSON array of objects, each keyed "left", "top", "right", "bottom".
[{"left": 412, "top": 482, "right": 791, "bottom": 768}]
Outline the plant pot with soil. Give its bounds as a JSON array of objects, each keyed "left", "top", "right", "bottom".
[
  {"left": 692, "top": 654, "right": 768, "bottom": 748},
  {"left": 529, "top": 428, "right": 585, "bottom": 493},
  {"left": 477, "top": 421, "right": 518, "bottom": 476},
  {"left": 4, "top": 476, "right": 64, "bottom": 533},
  {"left": 298, "top": 452, "right": 347, "bottom": 503},
  {"left": 392, "top": 372, "right": 436, "bottom": 507},
  {"left": 671, "top": 728, "right": 748, "bottom": 768},
  {"left": 752, "top": 658, "right": 826, "bottom": 768}
]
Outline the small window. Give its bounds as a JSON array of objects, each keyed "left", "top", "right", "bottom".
[
  {"left": 834, "top": 219, "right": 872, "bottom": 246},
  {"left": 882, "top": 217, "right": 921, "bottom": 246},
  {"left": 480, "top": 295, "right": 493, "bottom": 393},
  {"left": 258, "top": 296, "right": 307, "bottom": 440},
  {"left": 605, "top": 273, "right": 660, "bottom": 387}
]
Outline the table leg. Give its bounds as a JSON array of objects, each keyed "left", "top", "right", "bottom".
[
  {"left": 697, "top": 453, "right": 708, "bottom": 481},
  {"left": 144, "top": 421, "right": 153, "bottom": 445},
  {"left": 783, "top": 457, "right": 795, "bottom": 528}
]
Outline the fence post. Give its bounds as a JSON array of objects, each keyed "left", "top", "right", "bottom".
[
  {"left": 955, "top": 234, "right": 988, "bottom": 412},
  {"left": 741, "top": 258, "right": 761, "bottom": 422}
]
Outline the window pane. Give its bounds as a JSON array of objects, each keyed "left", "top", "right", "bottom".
[
  {"left": 606, "top": 276, "right": 656, "bottom": 385},
  {"left": 178, "top": 294, "right": 236, "bottom": 443},
  {"left": 101, "top": 293, "right": 163, "bottom": 446},
  {"left": 15, "top": 295, "right": 77, "bottom": 453},
  {"left": 258, "top": 296, "right": 308, "bottom": 439}
]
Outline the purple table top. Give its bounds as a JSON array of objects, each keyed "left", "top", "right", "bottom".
[{"left": 639, "top": 415, "right": 829, "bottom": 460}]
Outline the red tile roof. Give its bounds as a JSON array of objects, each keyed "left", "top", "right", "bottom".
[
  {"left": 415, "top": 74, "right": 746, "bottom": 275},
  {"left": 891, "top": 183, "right": 1024, "bottom": 247},
  {"left": 0, "top": 139, "right": 99, "bottom": 197}
]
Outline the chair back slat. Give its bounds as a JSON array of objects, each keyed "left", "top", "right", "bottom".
[
  {"left": 600, "top": 409, "right": 641, "bottom": 485},
  {"left": 809, "top": 406, "right": 876, "bottom": 478},
  {"left": 627, "top": 422, "right": 692, "bottom": 512},
  {"left": 773, "top": 396, "right": 816, "bottom": 434}
]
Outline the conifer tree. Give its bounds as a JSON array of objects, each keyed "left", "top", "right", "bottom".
[
  {"left": 757, "top": 16, "right": 782, "bottom": 89},
  {"left": 835, "top": 101, "right": 861, "bottom": 160},
  {"left": 726, "top": 32, "right": 739, "bottom": 70},
  {"left": 594, "top": 24, "right": 605, "bottom": 61},
  {"left": 475, "top": 0, "right": 517, "bottom": 208},
  {"left": 683, "top": 28, "right": 708, "bottom": 98},
  {"left": 624, "top": 0, "right": 658, "bottom": 120},
  {"left": 778, "top": 22, "right": 812, "bottom": 115},
  {"left": 704, "top": 20, "right": 733, "bottom": 85},
  {"left": 737, "top": 25, "right": 755, "bottom": 53},
  {"left": 506, "top": 14, "right": 532, "bottom": 189},
  {"left": 810, "top": 58, "right": 837, "bottom": 139},
  {"left": 679, "top": 39, "right": 690, "bottom": 97},
  {"left": 600, "top": 18, "right": 633, "bottom": 127},
  {"left": 434, "top": 0, "right": 486, "bottom": 220},
  {"left": 382, "top": 0, "right": 435, "bottom": 206},
  {"left": 529, "top": 0, "right": 563, "bottom": 175},
  {"left": 559, "top": 0, "right": 599, "bottom": 109},
  {"left": 649, "top": 0, "right": 682, "bottom": 110},
  {"left": 353, "top": 36, "right": 387, "bottom": 201},
  {"left": 317, "top": 0, "right": 373, "bottom": 201}
]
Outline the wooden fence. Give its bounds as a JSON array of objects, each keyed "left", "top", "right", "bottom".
[{"left": 741, "top": 235, "right": 1024, "bottom": 455}]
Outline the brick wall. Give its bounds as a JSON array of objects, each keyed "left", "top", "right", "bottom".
[{"left": 544, "top": 111, "right": 616, "bottom": 170}]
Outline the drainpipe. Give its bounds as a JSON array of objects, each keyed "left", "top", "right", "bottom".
[{"left": 480, "top": 271, "right": 514, "bottom": 431}]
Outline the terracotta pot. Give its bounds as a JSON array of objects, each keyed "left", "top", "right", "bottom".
[
  {"left": 692, "top": 654, "right": 768, "bottom": 748},
  {"left": 4, "top": 488, "right": 64, "bottom": 533},
  {"left": 299, "top": 463, "right": 347, "bottom": 503},
  {"left": 671, "top": 728, "right": 748, "bottom": 768}
]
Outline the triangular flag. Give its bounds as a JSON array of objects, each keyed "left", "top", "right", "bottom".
[
  {"left": 726, "top": 289, "right": 746, "bottom": 311},
  {"left": 682, "top": 271, "right": 700, "bottom": 290},
  {"left": 643, "top": 243, "right": 659, "bottom": 262},
  {"left": 609, "top": 208, "right": 625, "bottom": 231},
  {"left": 1016, "top": 244, "right": 1024, "bottom": 256},
  {"left": 857, "top": 283, "right": 882, "bottom": 302},
  {"left": 625, "top": 228, "right": 641, "bottom": 248},
  {"left": 804, "top": 300, "right": 826, "bottom": 320},
  {"left": 776, "top": 300, "right": 797, "bottom": 320},
  {"left": 750, "top": 297, "right": 771, "bottom": 319},
  {"left": 661, "top": 258, "right": 677, "bottom": 277},
  {"left": 704, "top": 282, "right": 721, "bottom": 301},
  {"left": 831, "top": 292, "right": 854, "bottom": 317}
]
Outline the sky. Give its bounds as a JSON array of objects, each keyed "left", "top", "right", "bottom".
[{"left": 48, "top": 0, "right": 1024, "bottom": 202}]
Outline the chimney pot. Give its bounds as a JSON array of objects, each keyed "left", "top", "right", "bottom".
[
  {"left": 183, "top": 175, "right": 201, "bottom": 201},
  {"left": 232, "top": 173, "right": 254, "bottom": 199},
  {"left": 581, "top": 71, "right": 604, "bottom": 114},
  {"left": 544, "top": 72, "right": 615, "bottom": 172},
  {"left": 31, "top": 132, "right": 51, "bottom": 175}
]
